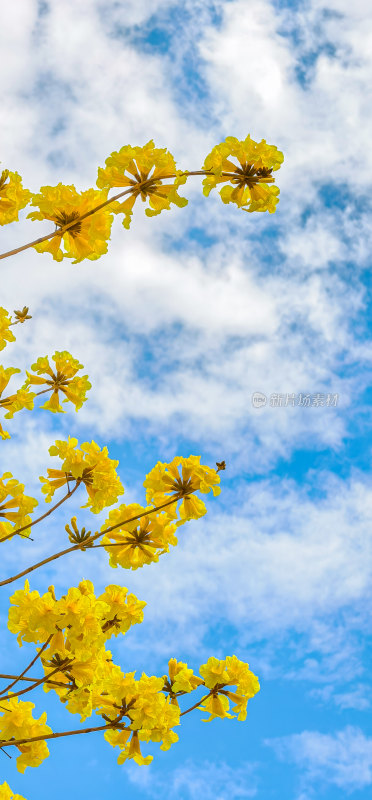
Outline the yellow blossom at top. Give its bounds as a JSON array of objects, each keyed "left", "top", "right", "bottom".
[
  {"left": 0, "top": 782, "right": 27, "bottom": 800},
  {"left": 39, "top": 436, "right": 124, "bottom": 513},
  {"left": 202, "top": 134, "right": 284, "bottom": 214},
  {"left": 0, "top": 472, "right": 38, "bottom": 543},
  {"left": 21, "top": 350, "right": 91, "bottom": 413},
  {"left": 96, "top": 140, "right": 188, "bottom": 229},
  {"left": 0, "top": 168, "right": 31, "bottom": 226},
  {"left": 143, "top": 455, "right": 220, "bottom": 525},
  {"left": 27, "top": 184, "right": 114, "bottom": 263},
  {"left": 0, "top": 307, "right": 16, "bottom": 351},
  {"left": 101, "top": 502, "right": 178, "bottom": 570}
]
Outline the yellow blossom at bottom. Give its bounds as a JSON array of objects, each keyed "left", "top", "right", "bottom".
[{"left": 0, "top": 782, "right": 27, "bottom": 800}]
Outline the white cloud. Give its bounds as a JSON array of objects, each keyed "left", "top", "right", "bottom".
[
  {"left": 266, "top": 725, "right": 372, "bottom": 792},
  {"left": 126, "top": 758, "right": 258, "bottom": 799}
]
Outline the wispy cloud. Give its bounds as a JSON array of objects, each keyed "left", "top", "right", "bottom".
[
  {"left": 266, "top": 725, "right": 372, "bottom": 793},
  {"left": 126, "top": 757, "right": 258, "bottom": 799}
]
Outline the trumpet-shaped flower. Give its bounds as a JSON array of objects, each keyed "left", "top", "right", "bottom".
[
  {"left": 39, "top": 436, "right": 124, "bottom": 513},
  {"left": 21, "top": 351, "right": 91, "bottom": 413},
  {"left": 143, "top": 455, "right": 220, "bottom": 525},
  {"left": 198, "top": 655, "right": 260, "bottom": 722},
  {"left": 0, "top": 307, "right": 16, "bottom": 350},
  {"left": 0, "top": 366, "right": 26, "bottom": 438},
  {"left": 96, "top": 140, "right": 188, "bottom": 229},
  {"left": 101, "top": 503, "right": 178, "bottom": 569},
  {"left": 165, "top": 658, "right": 204, "bottom": 697},
  {"left": 99, "top": 584, "right": 146, "bottom": 637},
  {"left": 27, "top": 184, "right": 114, "bottom": 263},
  {"left": 0, "top": 473, "right": 38, "bottom": 543},
  {"left": 0, "top": 696, "right": 52, "bottom": 773},
  {"left": 202, "top": 135, "right": 284, "bottom": 214},
  {"left": 1, "top": 388, "right": 36, "bottom": 420},
  {"left": 0, "top": 169, "right": 31, "bottom": 226}
]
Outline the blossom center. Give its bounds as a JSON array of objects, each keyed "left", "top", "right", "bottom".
[
  {"left": 54, "top": 210, "right": 82, "bottom": 237},
  {"left": 224, "top": 162, "right": 274, "bottom": 186}
]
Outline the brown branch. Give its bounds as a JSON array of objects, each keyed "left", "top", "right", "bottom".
[
  {"left": 180, "top": 690, "right": 214, "bottom": 716},
  {"left": 0, "top": 170, "right": 215, "bottom": 262},
  {"left": 0, "top": 481, "right": 79, "bottom": 545},
  {"left": 0, "top": 494, "right": 181, "bottom": 587},
  {"left": 0, "top": 719, "right": 128, "bottom": 749},
  {"left": 0, "top": 636, "right": 53, "bottom": 697},
  {"left": 1, "top": 661, "right": 72, "bottom": 701},
  {"left": 0, "top": 674, "right": 73, "bottom": 689}
]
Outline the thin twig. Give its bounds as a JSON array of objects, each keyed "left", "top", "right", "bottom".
[
  {"left": 0, "top": 482, "right": 79, "bottom": 545},
  {"left": 1, "top": 661, "right": 72, "bottom": 701},
  {"left": 180, "top": 690, "right": 214, "bottom": 716},
  {"left": 0, "top": 719, "right": 128, "bottom": 748},
  {"left": 0, "top": 674, "right": 73, "bottom": 689},
  {"left": 0, "top": 169, "right": 219, "bottom": 262},
  {"left": 0, "top": 494, "right": 181, "bottom": 587},
  {"left": 0, "top": 636, "right": 53, "bottom": 697}
]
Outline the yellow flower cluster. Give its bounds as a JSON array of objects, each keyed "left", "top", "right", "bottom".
[
  {"left": 0, "top": 782, "right": 27, "bottom": 800},
  {"left": 0, "top": 169, "right": 31, "bottom": 226},
  {"left": 0, "top": 696, "right": 52, "bottom": 773},
  {"left": 143, "top": 455, "right": 221, "bottom": 526},
  {"left": 27, "top": 184, "right": 114, "bottom": 263},
  {"left": 0, "top": 315, "right": 90, "bottom": 436},
  {"left": 39, "top": 436, "right": 124, "bottom": 513},
  {"left": 0, "top": 307, "right": 16, "bottom": 351},
  {"left": 0, "top": 472, "right": 38, "bottom": 543},
  {"left": 96, "top": 139, "right": 188, "bottom": 229},
  {"left": 8, "top": 578, "right": 145, "bottom": 652},
  {"left": 199, "top": 655, "right": 260, "bottom": 722},
  {"left": 101, "top": 503, "right": 178, "bottom": 570},
  {"left": 21, "top": 351, "right": 91, "bottom": 413},
  {"left": 202, "top": 134, "right": 284, "bottom": 213}
]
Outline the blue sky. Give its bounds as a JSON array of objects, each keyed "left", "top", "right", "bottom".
[{"left": 1, "top": 0, "right": 372, "bottom": 798}]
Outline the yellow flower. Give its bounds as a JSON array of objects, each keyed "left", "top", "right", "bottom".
[
  {"left": 143, "top": 455, "right": 220, "bottom": 525},
  {"left": 0, "top": 307, "right": 16, "bottom": 351},
  {"left": 0, "top": 781, "right": 27, "bottom": 800},
  {"left": 198, "top": 655, "right": 260, "bottom": 722},
  {"left": 27, "top": 184, "right": 114, "bottom": 263},
  {"left": 0, "top": 366, "right": 21, "bottom": 399},
  {"left": 101, "top": 503, "right": 178, "bottom": 570},
  {"left": 0, "top": 168, "right": 31, "bottom": 226},
  {"left": 96, "top": 140, "right": 188, "bottom": 229},
  {"left": 39, "top": 436, "right": 124, "bottom": 513},
  {"left": 0, "top": 473, "right": 38, "bottom": 543},
  {"left": 166, "top": 658, "right": 204, "bottom": 695},
  {"left": 202, "top": 134, "right": 284, "bottom": 214},
  {"left": 1, "top": 388, "right": 36, "bottom": 420},
  {"left": 21, "top": 351, "right": 91, "bottom": 413},
  {"left": 0, "top": 696, "right": 51, "bottom": 773},
  {"left": 99, "top": 584, "right": 146, "bottom": 637},
  {"left": 0, "top": 365, "right": 36, "bottom": 432}
]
